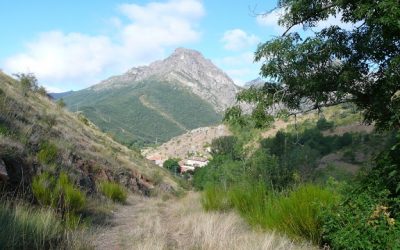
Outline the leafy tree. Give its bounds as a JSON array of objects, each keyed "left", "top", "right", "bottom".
[
  {"left": 163, "top": 158, "right": 180, "bottom": 174},
  {"left": 210, "top": 136, "right": 239, "bottom": 159},
  {"left": 235, "top": 0, "right": 400, "bottom": 130}
]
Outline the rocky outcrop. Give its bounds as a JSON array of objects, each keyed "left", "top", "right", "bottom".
[
  {"left": 93, "top": 48, "right": 241, "bottom": 113},
  {"left": 0, "top": 159, "right": 8, "bottom": 182}
]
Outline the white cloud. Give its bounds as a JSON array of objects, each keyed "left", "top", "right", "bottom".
[
  {"left": 213, "top": 52, "right": 261, "bottom": 86},
  {"left": 221, "top": 29, "right": 260, "bottom": 51},
  {"left": 216, "top": 52, "right": 254, "bottom": 67},
  {"left": 257, "top": 9, "right": 359, "bottom": 35},
  {"left": 2, "top": 0, "right": 205, "bottom": 91},
  {"left": 256, "top": 8, "right": 286, "bottom": 33}
]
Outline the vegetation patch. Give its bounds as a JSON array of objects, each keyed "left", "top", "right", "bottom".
[
  {"left": 37, "top": 142, "right": 58, "bottom": 165},
  {"left": 32, "top": 172, "right": 86, "bottom": 220},
  {"left": 98, "top": 181, "right": 127, "bottom": 203}
]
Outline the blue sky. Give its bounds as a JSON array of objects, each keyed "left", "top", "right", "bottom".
[{"left": 0, "top": 0, "right": 297, "bottom": 91}]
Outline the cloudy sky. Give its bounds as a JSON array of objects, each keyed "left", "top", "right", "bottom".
[{"left": 0, "top": 0, "right": 348, "bottom": 92}]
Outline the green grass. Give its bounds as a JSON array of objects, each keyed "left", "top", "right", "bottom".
[
  {"left": 202, "top": 185, "right": 232, "bottom": 211},
  {"left": 0, "top": 202, "right": 62, "bottom": 249},
  {"left": 0, "top": 201, "right": 92, "bottom": 249},
  {"left": 98, "top": 181, "right": 128, "bottom": 203},
  {"left": 202, "top": 183, "right": 339, "bottom": 244},
  {"left": 32, "top": 172, "right": 86, "bottom": 214},
  {"left": 37, "top": 142, "right": 58, "bottom": 165}
]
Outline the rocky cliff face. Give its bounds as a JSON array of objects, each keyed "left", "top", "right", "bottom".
[{"left": 93, "top": 48, "right": 241, "bottom": 113}]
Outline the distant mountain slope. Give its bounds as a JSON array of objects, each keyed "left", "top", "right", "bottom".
[
  {"left": 62, "top": 48, "right": 240, "bottom": 146},
  {"left": 0, "top": 72, "right": 177, "bottom": 195},
  {"left": 49, "top": 90, "right": 75, "bottom": 99}
]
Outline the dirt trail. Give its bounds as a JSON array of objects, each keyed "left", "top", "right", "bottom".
[
  {"left": 139, "top": 95, "right": 188, "bottom": 131},
  {"left": 94, "top": 192, "right": 314, "bottom": 250}
]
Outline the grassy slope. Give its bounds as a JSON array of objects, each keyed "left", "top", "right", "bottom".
[
  {"left": 0, "top": 72, "right": 178, "bottom": 194},
  {"left": 62, "top": 79, "right": 222, "bottom": 146}
]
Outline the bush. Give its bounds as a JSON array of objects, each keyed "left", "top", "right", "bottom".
[
  {"left": 322, "top": 188, "right": 400, "bottom": 249},
  {"left": 37, "top": 142, "right": 58, "bottom": 165},
  {"left": 32, "top": 172, "right": 86, "bottom": 214},
  {"left": 163, "top": 158, "right": 180, "bottom": 174},
  {"left": 316, "top": 118, "right": 334, "bottom": 131},
  {"left": 98, "top": 181, "right": 127, "bottom": 203}
]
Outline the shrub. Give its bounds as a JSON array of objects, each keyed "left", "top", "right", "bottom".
[
  {"left": 0, "top": 123, "right": 9, "bottom": 135},
  {"left": 37, "top": 142, "right": 58, "bottom": 165},
  {"left": 14, "top": 73, "right": 38, "bottom": 95},
  {"left": 316, "top": 118, "right": 334, "bottom": 131},
  {"left": 32, "top": 172, "right": 86, "bottom": 214},
  {"left": 163, "top": 158, "right": 180, "bottom": 174},
  {"left": 32, "top": 172, "right": 55, "bottom": 206},
  {"left": 322, "top": 188, "right": 400, "bottom": 249},
  {"left": 55, "top": 173, "right": 86, "bottom": 213},
  {"left": 98, "top": 181, "right": 127, "bottom": 203}
]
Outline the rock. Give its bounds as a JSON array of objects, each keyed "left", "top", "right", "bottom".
[{"left": 0, "top": 159, "right": 9, "bottom": 182}]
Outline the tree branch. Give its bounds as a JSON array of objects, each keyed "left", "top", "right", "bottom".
[{"left": 281, "top": 3, "right": 338, "bottom": 36}]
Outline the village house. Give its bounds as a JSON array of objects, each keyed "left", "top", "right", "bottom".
[
  {"left": 180, "top": 156, "right": 209, "bottom": 173},
  {"left": 147, "top": 155, "right": 165, "bottom": 167}
]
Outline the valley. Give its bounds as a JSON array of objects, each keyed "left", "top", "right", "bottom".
[{"left": 1, "top": 1, "right": 399, "bottom": 249}]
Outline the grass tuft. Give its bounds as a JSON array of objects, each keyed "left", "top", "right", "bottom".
[{"left": 99, "top": 181, "right": 127, "bottom": 203}]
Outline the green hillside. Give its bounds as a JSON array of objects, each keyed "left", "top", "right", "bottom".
[
  {"left": 62, "top": 79, "right": 222, "bottom": 147},
  {"left": 0, "top": 72, "right": 180, "bottom": 248}
]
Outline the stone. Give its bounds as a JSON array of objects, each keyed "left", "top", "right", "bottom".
[{"left": 0, "top": 159, "right": 9, "bottom": 181}]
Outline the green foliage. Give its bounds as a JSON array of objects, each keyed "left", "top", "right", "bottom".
[
  {"left": 201, "top": 185, "right": 232, "bottom": 211},
  {"left": 316, "top": 117, "right": 334, "bottom": 131},
  {"left": 98, "top": 181, "right": 127, "bottom": 203},
  {"left": 14, "top": 73, "right": 38, "bottom": 95},
  {"left": 322, "top": 186, "right": 400, "bottom": 249},
  {"left": 32, "top": 172, "right": 86, "bottom": 214},
  {"left": 253, "top": 0, "right": 400, "bottom": 130},
  {"left": 0, "top": 122, "right": 10, "bottom": 135},
  {"left": 223, "top": 106, "right": 246, "bottom": 126},
  {"left": 32, "top": 172, "right": 55, "bottom": 206},
  {"left": 163, "top": 158, "right": 180, "bottom": 174},
  {"left": 202, "top": 183, "right": 339, "bottom": 244},
  {"left": 37, "top": 142, "right": 58, "bottom": 165},
  {"left": 62, "top": 80, "right": 222, "bottom": 146},
  {"left": 55, "top": 173, "right": 86, "bottom": 213},
  {"left": 210, "top": 136, "right": 239, "bottom": 159},
  {"left": 320, "top": 132, "right": 400, "bottom": 248}
]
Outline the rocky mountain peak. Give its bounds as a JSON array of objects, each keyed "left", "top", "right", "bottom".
[{"left": 92, "top": 48, "right": 241, "bottom": 113}]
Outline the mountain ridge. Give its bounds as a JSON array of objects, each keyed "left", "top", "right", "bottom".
[
  {"left": 62, "top": 48, "right": 240, "bottom": 146},
  {"left": 91, "top": 48, "right": 241, "bottom": 113}
]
